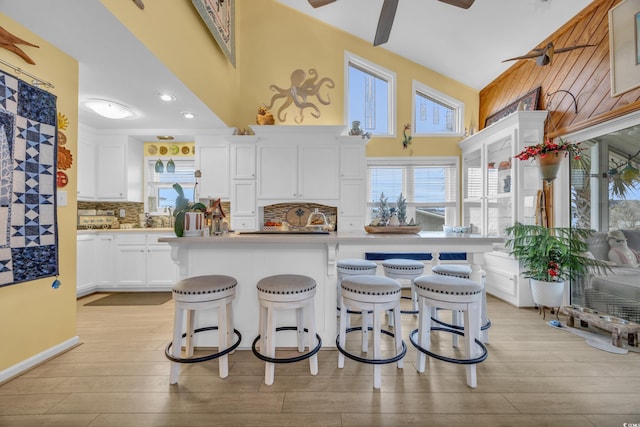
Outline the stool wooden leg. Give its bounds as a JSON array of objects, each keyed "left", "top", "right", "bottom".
[
  {"left": 169, "top": 306, "right": 184, "bottom": 384},
  {"left": 217, "top": 304, "right": 229, "bottom": 379},
  {"left": 481, "top": 287, "right": 489, "bottom": 344},
  {"left": 296, "top": 307, "right": 305, "bottom": 352},
  {"left": 338, "top": 297, "right": 348, "bottom": 369},
  {"left": 393, "top": 304, "right": 403, "bottom": 369},
  {"left": 411, "top": 281, "right": 419, "bottom": 313},
  {"left": 265, "top": 307, "right": 276, "bottom": 386},
  {"left": 307, "top": 299, "right": 318, "bottom": 376},
  {"left": 259, "top": 305, "right": 267, "bottom": 354},
  {"left": 185, "top": 309, "right": 196, "bottom": 358},
  {"left": 373, "top": 306, "right": 382, "bottom": 389},
  {"left": 464, "top": 302, "right": 480, "bottom": 388},
  {"left": 362, "top": 310, "right": 370, "bottom": 353},
  {"left": 226, "top": 301, "right": 235, "bottom": 354},
  {"left": 416, "top": 297, "right": 427, "bottom": 373},
  {"left": 452, "top": 310, "right": 460, "bottom": 348}
]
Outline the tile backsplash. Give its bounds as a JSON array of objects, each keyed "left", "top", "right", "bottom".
[{"left": 77, "top": 201, "right": 144, "bottom": 227}]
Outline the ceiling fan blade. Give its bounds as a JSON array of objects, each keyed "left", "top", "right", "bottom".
[
  {"left": 307, "top": 0, "right": 336, "bottom": 8},
  {"left": 438, "top": 0, "right": 475, "bottom": 9},
  {"left": 373, "top": 0, "right": 399, "bottom": 46}
]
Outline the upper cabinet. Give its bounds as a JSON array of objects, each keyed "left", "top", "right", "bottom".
[
  {"left": 254, "top": 126, "right": 344, "bottom": 204},
  {"left": 459, "top": 111, "right": 547, "bottom": 237},
  {"left": 77, "top": 127, "right": 142, "bottom": 202}
]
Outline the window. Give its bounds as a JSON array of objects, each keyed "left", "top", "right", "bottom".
[
  {"left": 345, "top": 51, "right": 395, "bottom": 136},
  {"left": 367, "top": 157, "right": 459, "bottom": 231},
  {"left": 145, "top": 158, "right": 196, "bottom": 213},
  {"left": 412, "top": 80, "right": 464, "bottom": 136}
]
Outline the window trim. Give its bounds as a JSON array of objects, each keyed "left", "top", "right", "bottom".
[
  {"left": 366, "top": 156, "right": 460, "bottom": 226},
  {"left": 412, "top": 80, "right": 464, "bottom": 137},
  {"left": 344, "top": 51, "right": 396, "bottom": 137}
]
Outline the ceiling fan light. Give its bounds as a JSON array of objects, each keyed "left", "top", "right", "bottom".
[{"left": 84, "top": 99, "right": 135, "bottom": 119}]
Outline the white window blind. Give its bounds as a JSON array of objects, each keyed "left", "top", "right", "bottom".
[
  {"left": 145, "top": 158, "right": 196, "bottom": 211},
  {"left": 367, "top": 157, "right": 459, "bottom": 230}
]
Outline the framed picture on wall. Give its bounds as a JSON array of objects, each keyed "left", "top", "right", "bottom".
[
  {"left": 484, "top": 87, "right": 541, "bottom": 128},
  {"left": 192, "top": 0, "right": 236, "bottom": 67},
  {"left": 609, "top": 0, "right": 640, "bottom": 96}
]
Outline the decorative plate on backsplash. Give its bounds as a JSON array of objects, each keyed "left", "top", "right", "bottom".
[
  {"left": 159, "top": 146, "right": 168, "bottom": 155},
  {"left": 286, "top": 206, "right": 311, "bottom": 227},
  {"left": 147, "top": 145, "right": 158, "bottom": 155}
]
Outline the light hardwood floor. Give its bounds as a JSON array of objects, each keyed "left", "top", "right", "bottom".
[{"left": 0, "top": 292, "right": 639, "bottom": 427}]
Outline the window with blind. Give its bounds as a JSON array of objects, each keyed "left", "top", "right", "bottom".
[
  {"left": 345, "top": 51, "right": 395, "bottom": 136},
  {"left": 367, "top": 157, "right": 459, "bottom": 231},
  {"left": 145, "top": 158, "right": 196, "bottom": 212}
]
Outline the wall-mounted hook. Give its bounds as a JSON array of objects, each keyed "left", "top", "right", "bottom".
[{"left": 546, "top": 89, "right": 578, "bottom": 114}]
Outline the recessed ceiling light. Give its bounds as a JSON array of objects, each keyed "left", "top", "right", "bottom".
[
  {"left": 182, "top": 112, "right": 197, "bottom": 119},
  {"left": 83, "top": 99, "right": 135, "bottom": 119},
  {"left": 157, "top": 135, "right": 174, "bottom": 140},
  {"left": 158, "top": 92, "right": 176, "bottom": 102}
]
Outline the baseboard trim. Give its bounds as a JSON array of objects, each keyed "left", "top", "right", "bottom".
[{"left": 0, "top": 336, "right": 80, "bottom": 383}]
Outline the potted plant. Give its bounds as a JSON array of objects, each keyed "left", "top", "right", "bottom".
[
  {"left": 515, "top": 137, "right": 585, "bottom": 181},
  {"left": 505, "top": 222, "right": 610, "bottom": 308},
  {"left": 172, "top": 183, "right": 207, "bottom": 237}
]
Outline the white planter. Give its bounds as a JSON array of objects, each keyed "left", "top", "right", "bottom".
[
  {"left": 529, "top": 279, "right": 564, "bottom": 307},
  {"left": 183, "top": 212, "right": 204, "bottom": 237}
]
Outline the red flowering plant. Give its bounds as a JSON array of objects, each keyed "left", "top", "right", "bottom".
[{"left": 515, "top": 137, "right": 585, "bottom": 162}]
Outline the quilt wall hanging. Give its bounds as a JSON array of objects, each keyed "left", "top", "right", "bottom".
[{"left": 0, "top": 69, "right": 58, "bottom": 287}]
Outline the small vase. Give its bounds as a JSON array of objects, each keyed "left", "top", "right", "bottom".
[
  {"left": 529, "top": 279, "right": 564, "bottom": 308},
  {"left": 537, "top": 154, "right": 564, "bottom": 181},
  {"left": 183, "top": 212, "right": 204, "bottom": 237}
]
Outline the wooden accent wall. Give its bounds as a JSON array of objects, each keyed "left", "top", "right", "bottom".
[{"left": 480, "top": 0, "right": 640, "bottom": 137}]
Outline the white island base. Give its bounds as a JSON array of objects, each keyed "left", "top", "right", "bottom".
[{"left": 159, "top": 232, "right": 502, "bottom": 349}]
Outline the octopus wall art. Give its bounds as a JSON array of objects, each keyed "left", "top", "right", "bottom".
[{"left": 264, "top": 68, "right": 335, "bottom": 124}]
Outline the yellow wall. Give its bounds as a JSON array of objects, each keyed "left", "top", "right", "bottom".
[
  {"left": 0, "top": 16, "right": 78, "bottom": 372},
  {"left": 101, "top": 0, "right": 478, "bottom": 158}
]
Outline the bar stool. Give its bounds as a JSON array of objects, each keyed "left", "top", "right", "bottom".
[
  {"left": 410, "top": 275, "right": 488, "bottom": 388},
  {"left": 336, "top": 259, "right": 378, "bottom": 312},
  {"left": 337, "top": 275, "right": 406, "bottom": 389},
  {"left": 165, "top": 275, "right": 242, "bottom": 384},
  {"left": 252, "top": 274, "right": 322, "bottom": 386},
  {"left": 432, "top": 264, "right": 491, "bottom": 343},
  {"left": 382, "top": 258, "right": 425, "bottom": 317}
]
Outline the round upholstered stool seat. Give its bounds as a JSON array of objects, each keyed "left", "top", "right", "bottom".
[
  {"left": 165, "top": 275, "right": 241, "bottom": 384},
  {"left": 410, "top": 275, "right": 488, "bottom": 388},
  {"left": 382, "top": 258, "right": 425, "bottom": 315},
  {"left": 431, "top": 264, "right": 491, "bottom": 342},
  {"left": 338, "top": 275, "right": 407, "bottom": 389},
  {"left": 336, "top": 259, "right": 378, "bottom": 314},
  {"left": 253, "top": 274, "right": 321, "bottom": 386}
]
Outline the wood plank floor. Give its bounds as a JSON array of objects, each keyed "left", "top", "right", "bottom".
[{"left": 1, "top": 292, "right": 639, "bottom": 427}]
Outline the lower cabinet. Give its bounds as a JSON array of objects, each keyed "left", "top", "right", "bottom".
[
  {"left": 77, "top": 231, "right": 178, "bottom": 297},
  {"left": 483, "top": 250, "right": 534, "bottom": 307}
]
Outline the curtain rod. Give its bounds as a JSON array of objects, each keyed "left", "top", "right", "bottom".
[{"left": 0, "top": 58, "right": 55, "bottom": 89}]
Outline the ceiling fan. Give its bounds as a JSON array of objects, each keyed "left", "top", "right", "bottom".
[{"left": 308, "top": 0, "right": 475, "bottom": 46}]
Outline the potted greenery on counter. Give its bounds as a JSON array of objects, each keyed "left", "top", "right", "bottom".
[
  {"left": 172, "top": 183, "right": 206, "bottom": 237},
  {"left": 505, "top": 222, "right": 610, "bottom": 308}
]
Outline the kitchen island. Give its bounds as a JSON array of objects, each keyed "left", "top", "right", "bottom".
[{"left": 159, "top": 231, "right": 503, "bottom": 348}]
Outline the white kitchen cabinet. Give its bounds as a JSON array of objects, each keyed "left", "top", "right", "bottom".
[
  {"left": 76, "top": 234, "right": 97, "bottom": 296},
  {"left": 114, "top": 232, "right": 177, "bottom": 290},
  {"left": 256, "top": 143, "right": 339, "bottom": 202},
  {"left": 195, "top": 135, "right": 231, "bottom": 200},
  {"left": 230, "top": 139, "right": 257, "bottom": 179},
  {"left": 231, "top": 181, "right": 257, "bottom": 231},
  {"left": 458, "top": 110, "right": 547, "bottom": 307},
  {"left": 77, "top": 138, "right": 96, "bottom": 200},
  {"left": 95, "top": 233, "right": 115, "bottom": 288},
  {"left": 96, "top": 137, "right": 128, "bottom": 200},
  {"left": 338, "top": 139, "right": 367, "bottom": 231}
]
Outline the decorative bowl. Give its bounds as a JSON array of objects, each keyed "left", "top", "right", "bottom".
[{"left": 443, "top": 225, "right": 471, "bottom": 234}]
